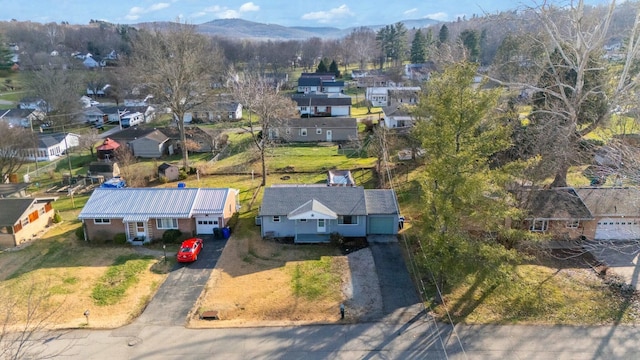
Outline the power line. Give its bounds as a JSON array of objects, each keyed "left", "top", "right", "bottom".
[{"left": 376, "top": 127, "right": 468, "bottom": 360}]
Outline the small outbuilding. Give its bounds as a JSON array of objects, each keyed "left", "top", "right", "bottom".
[{"left": 158, "top": 163, "right": 180, "bottom": 181}]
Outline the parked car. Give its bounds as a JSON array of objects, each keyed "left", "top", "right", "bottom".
[{"left": 176, "top": 238, "right": 204, "bottom": 262}]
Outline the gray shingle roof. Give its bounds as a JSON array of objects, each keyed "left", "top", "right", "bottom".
[
  {"left": 280, "top": 117, "right": 357, "bottom": 129},
  {"left": 365, "top": 190, "right": 399, "bottom": 215},
  {"left": 259, "top": 186, "right": 367, "bottom": 216},
  {"left": 520, "top": 187, "right": 593, "bottom": 220},
  {"left": 0, "top": 198, "right": 36, "bottom": 226},
  {"left": 576, "top": 188, "right": 640, "bottom": 217},
  {"left": 259, "top": 186, "right": 399, "bottom": 217},
  {"left": 78, "top": 188, "right": 232, "bottom": 220}
]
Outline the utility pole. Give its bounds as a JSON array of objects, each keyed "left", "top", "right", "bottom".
[{"left": 63, "top": 125, "right": 75, "bottom": 208}]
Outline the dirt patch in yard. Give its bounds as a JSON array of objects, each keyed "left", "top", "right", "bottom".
[{"left": 189, "top": 235, "right": 383, "bottom": 328}]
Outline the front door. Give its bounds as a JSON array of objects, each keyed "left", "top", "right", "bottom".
[
  {"left": 136, "top": 222, "right": 146, "bottom": 237},
  {"left": 326, "top": 130, "right": 332, "bottom": 142},
  {"left": 317, "top": 219, "right": 326, "bottom": 233}
]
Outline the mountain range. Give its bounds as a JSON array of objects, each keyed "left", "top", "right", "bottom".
[{"left": 188, "top": 18, "right": 440, "bottom": 40}]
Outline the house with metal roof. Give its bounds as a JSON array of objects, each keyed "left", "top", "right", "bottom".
[
  {"left": 78, "top": 187, "right": 239, "bottom": 243},
  {"left": 0, "top": 198, "right": 55, "bottom": 249},
  {"left": 258, "top": 185, "right": 399, "bottom": 243}
]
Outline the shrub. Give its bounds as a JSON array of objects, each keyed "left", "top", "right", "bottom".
[
  {"left": 158, "top": 175, "right": 168, "bottom": 184},
  {"left": 52, "top": 211, "right": 62, "bottom": 223},
  {"left": 227, "top": 212, "right": 240, "bottom": 230},
  {"left": 114, "top": 233, "right": 127, "bottom": 245},
  {"left": 178, "top": 170, "right": 188, "bottom": 180},
  {"left": 329, "top": 232, "right": 344, "bottom": 246},
  {"left": 75, "top": 226, "right": 85, "bottom": 241},
  {"left": 162, "top": 229, "right": 182, "bottom": 244}
]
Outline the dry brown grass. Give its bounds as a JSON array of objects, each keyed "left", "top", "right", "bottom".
[{"left": 190, "top": 234, "right": 359, "bottom": 328}]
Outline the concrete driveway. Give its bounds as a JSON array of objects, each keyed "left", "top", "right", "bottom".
[
  {"left": 586, "top": 240, "right": 640, "bottom": 289},
  {"left": 124, "top": 236, "right": 227, "bottom": 328}
]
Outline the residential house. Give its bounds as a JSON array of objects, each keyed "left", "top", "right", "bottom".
[
  {"left": 83, "top": 55, "right": 106, "bottom": 69},
  {"left": 158, "top": 163, "right": 180, "bottom": 181},
  {"left": 18, "top": 97, "right": 49, "bottom": 112},
  {"left": 576, "top": 187, "right": 640, "bottom": 241},
  {"left": 99, "top": 106, "right": 128, "bottom": 124},
  {"left": 83, "top": 106, "right": 105, "bottom": 126},
  {"left": 268, "top": 117, "right": 358, "bottom": 143},
  {"left": 23, "top": 132, "right": 80, "bottom": 161},
  {"left": 0, "top": 198, "right": 55, "bottom": 249},
  {"left": 185, "top": 102, "right": 243, "bottom": 123},
  {"left": 87, "top": 84, "right": 110, "bottom": 97},
  {"left": 158, "top": 126, "right": 215, "bottom": 153},
  {"left": 350, "top": 70, "right": 369, "bottom": 79},
  {"left": 0, "top": 108, "right": 45, "bottom": 128},
  {"left": 297, "top": 73, "right": 344, "bottom": 94},
  {"left": 258, "top": 185, "right": 399, "bottom": 243},
  {"left": 110, "top": 127, "right": 173, "bottom": 157},
  {"left": 78, "top": 187, "right": 239, "bottom": 243},
  {"left": 128, "top": 129, "right": 170, "bottom": 158},
  {"left": 404, "top": 62, "right": 436, "bottom": 82},
  {"left": 292, "top": 93, "right": 352, "bottom": 117},
  {"left": 124, "top": 95, "right": 153, "bottom": 107},
  {"left": 366, "top": 87, "right": 420, "bottom": 107},
  {"left": 517, "top": 187, "right": 593, "bottom": 240},
  {"left": 381, "top": 104, "right": 415, "bottom": 129}
]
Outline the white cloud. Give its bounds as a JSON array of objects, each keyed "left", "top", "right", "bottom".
[
  {"left": 239, "top": 2, "right": 260, "bottom": 12},
  {"left": 301, "top": 4, "right": 353, "bottom": 23},
  {"left": 191, "top": 11, "right": 207, "bottom": 18},
  {"left": 149, "top": 3, "right": 170, "bottom": 11},
  {"left": 125, "top": 2, "right": 170, "bottom": 21},
  {"left": 218, "top": 10, "right": 240, "bottom": 19},
  {"left": 404, "top": 8, "right": 418, "bottom": 16},
  {"left": 425, "top": 12, "right": 448, "bottom": 21}
]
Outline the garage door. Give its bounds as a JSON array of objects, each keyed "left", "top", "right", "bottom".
[
  {"left": 368, "top": 216, "right": 396, "bottom": 235},
  {"left": 196, "top": 218, "right": 220, "bottom": 235},
  {"left": 595, "top": 218, "right": 640, "bottom": 240}
]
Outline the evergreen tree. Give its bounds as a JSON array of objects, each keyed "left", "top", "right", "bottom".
[
  {"left": 411, "top": 62, "right": 519, "bottom": 290},
  {"left": 316, "top": 59, "right": 328, "bottom": 73},
  {"left": 328, "top": 59, "right": 340, "bottom": 78},
  {"left": 376, "top": 22, "right": 408, "bottom": 67},
  {"left": 410, "top": 29, "right": 427, "bottom": 63},
  {"left": 459, "top": 29, "right": 480, "bottom": 62},
  {"left": 0, "top": 38, "right": 14, "bottom": 72},
  {"left": 438, "top": 24, "right": 449, "bottom": 44}
]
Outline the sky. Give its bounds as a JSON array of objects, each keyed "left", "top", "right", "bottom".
[{"left": 2, "top": 0, "right": 613, "bottom": 27}]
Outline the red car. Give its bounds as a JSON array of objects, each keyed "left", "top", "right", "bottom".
[{"left": 176, "top": 238, "right": 204, "bottom": 263}]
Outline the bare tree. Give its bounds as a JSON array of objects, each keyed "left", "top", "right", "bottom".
[
  {"left": 0, "top": 123, "right": 36, "bottom": 183},
  {"left": 229, "top": 72, "right": 298, "bottom": 186},
  {"left": 77, "top": 129, "right": 102, "bottom": 159},
  {"left": 127, "top": 22, "right": 224, "bottom": 170},
  {"left": 0, "top": 279, "right": 67, "bottom": 360},
  {"left": 24, "top": 66, "right": 84, "bottom": 130},
  {"left": 490, "top": 1, "right": 640, "bottom": 187}
]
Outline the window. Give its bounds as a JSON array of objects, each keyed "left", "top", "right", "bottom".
[
  {"left": 338, "top": 215, "right": 358, "bottom": 225},
  {"left": 273, "top": 216, "right": 280, "bottom": 222},
  {"left": 94, "top": 218, "right": 111, "bottom": 225},
  {"left": 530, "top": 220, "right": 548, "bottom": 232},
  {"left": 300, "top": 106, "right": 308, "bottom": 111},
  {"left": 316, "top": 128, "right": 322, "bottom": 134},
  {"left": 299, "top": 219, "right": 307, "bottom": 222},
  {"left": 156, "top": 218, "right": 178, "bottom": 229},
  {"left": 300, "top": 128, "right": 308, "bottom": 136},
  {"left": 566, "top": 220, "right": 580, "bottom": 229}
]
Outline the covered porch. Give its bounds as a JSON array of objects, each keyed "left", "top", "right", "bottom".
[{"left": 288, "top": 199, "right": 338, "bottom": 244}]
